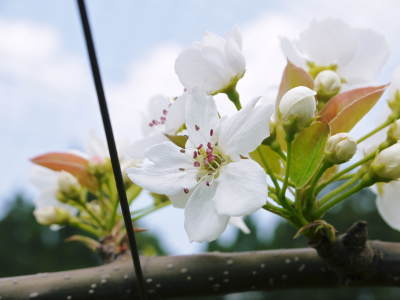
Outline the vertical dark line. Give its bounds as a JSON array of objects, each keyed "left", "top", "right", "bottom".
[{"left": 75, "top": 1, "right": 147, "bottom": 299}]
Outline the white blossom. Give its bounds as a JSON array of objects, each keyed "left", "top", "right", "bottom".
[
  {"left": 175, "top": 27, "right": 245, "bottom": 94},
  {"left": 326, "top": 133, "right": 357, "bottom": 164},
  {"left": 280, "top": 18, "right": 389, "bottom": 85},
  {"left": 371, "top": 142, "right": 400, "bottom": 180},
  {"left": 127, "top": 89, "right": 273, "bottom": 242},
  {"left": 376, "top": 180, "right": 400, "bottom": 231}
]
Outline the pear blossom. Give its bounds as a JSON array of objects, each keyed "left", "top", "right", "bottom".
[
  {"left": 127, "top": 89, "right": 273, "bottom": 242},
  {"left": 127, "top": 95, "right": 185, "bottom": 160},
  {"left": 279, "top": 86, "right": 316, "bottom": 129},
  {"left": 175, "top": 27, "right": 245, "bottom": 95},
  {"left": 376, "top": 180, "right": 400, "bottom": 231},
  {"left": 325, "top": 133, "right": 357, "bottom": 164},
  {"left": 314, "top": 70, "right": 341, "bottom": 97},
  {"left": 34, "top": 206, "right": 71, "bottom": 226},
  {"left": 371, "top": 142, "right": 400, "bottom": 180},
  {"left": 280, "top": 18, "right": 389, "bottom": 85}
]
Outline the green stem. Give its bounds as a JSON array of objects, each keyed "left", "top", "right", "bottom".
[
  {"left": 78, "top": 191, "right": 107, "bottom": 230},
  {"left": 317, "top": 173, "right": 361, "bottom": 206},
  {"left": 315, "top": 180, "right": 369, "bottom": 216},
  {"left": 263, "top": 202, "right": 290, "bottom": 219},
  {"left": 280, "top": 140, "right": 292, "bottom": 201},
  {"left": 127, "top": 185, "right": 142, "bottom": 205},
  {"left": 69, "top": 218, "right": 103, "bottom": 237},
  {"left": 225, "top": 87, "right": 242, "bottom": 110},
  {"left": 357, "top": 117, "right": 394, "bottom": 144},
  {"left": 315, "top": 153, "right": 375, "bottom": 195},
  {"left": 132, "top": 201, "right": 171, "bottom": 221}
]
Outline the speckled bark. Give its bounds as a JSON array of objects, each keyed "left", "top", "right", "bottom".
[{"left": 1, "top": 239, "right": 400, "bottom": 299}]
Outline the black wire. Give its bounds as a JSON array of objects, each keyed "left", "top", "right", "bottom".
[{"left": 75, "top": 1, "right": 147, "bottom": 299}]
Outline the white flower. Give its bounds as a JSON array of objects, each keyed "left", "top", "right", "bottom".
[
  {"left": 279, "top": 86, "right": 316, "bottom": 129},
  {"left": 31, "top": 167, "right": 77, "bottom": 209},
  {"left": 127, "top": 95, "right": 186, "bottom": 160},
  {"left": 175, "top": 27, "right": 245, "bottom": 95},
  {"left": 371, "top": 142, "right": 400, "bottom": 180},
  {"left": 33, "top": 206, "right": 71, "bottom": 226},
  {"left": 326, "top": 133, "right": 357, "bottom": 164},
  {"left": 127, "top": 89, "right": 273, "bottom": 242},
  {"left": 376, "top": 180, "right": 400, "bottom": 231},
  {"left": 314, "top": 70, "right": 341, "bottom": 97},
  {"left": 281, "top": 18, "right": 389, "bottom": 85},
  {"left": 387, "top": 120, "right": 400, "bottom": 143}
]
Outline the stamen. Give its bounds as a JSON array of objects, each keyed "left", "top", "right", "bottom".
[
  {"left": 206, "top": 148, "right": 212, "bottom": 154},
  {"left": 207, "top": 142, "right": 213, "bottom": 149},
  {"left": 195, "top": 124, "right": 200, "bottom": 131},
  {"left": 193, "top": 161, "right": 200, "bottom": 167},
  {"left": 180, "top": 149, "right": 186, "bottom": 153},
  {"left": 206, "top": 181, "right": 210, "bottom": 186},
  {"left": 193, "top": 151, "right": 198, "bottom": 159},
  {"left": 210, "top": 129, "right": 214, "bottom": 136},
  {"left": 183, "top": 188, "right": 189, "bottom": 194},
  {"left": 179, "top": 168, "right": 185, "bottom": 171},
  {"left": 162, "top": 109, "right": 168, "bottom": 115},
  {"left": 197, "top": 144, "right": 203, "bottom": 150}
]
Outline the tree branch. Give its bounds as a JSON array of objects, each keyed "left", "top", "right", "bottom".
[{"left": 1, "top": 240, "right": 400, "bottom": 299}]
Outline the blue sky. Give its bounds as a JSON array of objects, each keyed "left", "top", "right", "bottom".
[{"left": 1, "top": 0, "right": 400, "bottom": 254}]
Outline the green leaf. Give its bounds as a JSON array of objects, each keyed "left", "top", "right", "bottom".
[
  {"left": 276, "top": 60, "right": 314, "bottom": 104},
  {"left": 289, "top": 122, "right": 329, "bottom": 187},
  {"left": 319, "top": 85, "right": 387, "bottom": 134},
  {"left": 250, "top": 145, "right": 283, "bottom": 175}
]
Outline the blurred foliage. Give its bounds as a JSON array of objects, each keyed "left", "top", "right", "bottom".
[
  {"left": 0, "top": 194, "right": 166, "bottom": 277},
  {"left": 205, "top": 186, "right": 400, "bottom": 300}
]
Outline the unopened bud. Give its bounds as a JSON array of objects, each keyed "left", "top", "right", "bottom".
[
  {"left": 33, "top": 206, "right": 71, "bottom": 225},
  {"left": 58, "top": 171, "right": 78, "bottom": 192},
  {"left": 326, "top": 133, "right": 357, "bottom": 164},
  {"left": 314, "top": 70, "right": 341, "bottom": 98},
  {"left": 279, "top": 86, "right": 316, "bottom": 134},
  {"left": 371, "top": 142, "right": 400, "bottom": 180},
  {"left": 387, "top": 120, "right": 400, "bottom": 143}
]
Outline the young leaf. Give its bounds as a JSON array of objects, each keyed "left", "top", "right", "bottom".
[
  {"left": 250, "top": 144, "right": 283, "bottom": 175},
  {"left": 31, "top": 152, "right": 95, "bottom": 189},
  {"left": 289, "top": 122, "right": 329, "bottom": 187},
  {"left": 276, "top": 60, "right": 314, "bottom": 105},
  {"left": 319, "top": 85, "right": 387, "bottom": 134}
]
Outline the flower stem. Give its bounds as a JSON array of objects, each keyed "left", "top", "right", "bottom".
[
  {"left": 315, "top": 153, "right": 375, "bottom": 195},
  {"left": 317, "top": 173, "right": 361, "bottom": 206},
  {"left": 314, "top": 180, "right": 369, "bottom": 217},
  {"left": 357, "top": 117, "right": 394, "bottom": 144},
  {"left": 225, "top": 86, "right": 242, "bottom": 110},
  {"left": 280, "top": 140, "right": 292, "bottom": 201},
  {"left": 132, "top": 200, "right": 170, "bottom": 221}
]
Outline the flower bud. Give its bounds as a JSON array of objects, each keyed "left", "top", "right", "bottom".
[
  {"left": 325, "top": 133, "right": 357, "bottom": 164},
  {"left": 314, "top": 70, "right": 341, "bottom": 98},
  {"left": 371, "top": 143, "right": 400, "bottom": 180},
  {"left": 58, "top": 171, "right": 78, "bottom": 192},
  {"left": 33, "top": 206, "right": 71, "bottom": 225},
  {"left": 387, "top": 120, "right": 400, "bottom": 143},
  {"left": 279, "top": 86, "right": 316, "bottom": 133}
]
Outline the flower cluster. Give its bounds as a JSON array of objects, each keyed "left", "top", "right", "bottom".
[{"left": 32, "top": 18, "right": 400, "bottom": 248}]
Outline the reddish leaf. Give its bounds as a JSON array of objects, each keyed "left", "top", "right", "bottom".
[
  {"left": 319, "top": 85, "right": 387, "bottom": 124},
  {"left": 31, "top": 152, "right": 95, "bottom": 189},
  {"left": 320, "top": 85, "right": 387, "bottom": 134},
  {"left": 276, "top": 60, "right": 314, "bottom": 106}
]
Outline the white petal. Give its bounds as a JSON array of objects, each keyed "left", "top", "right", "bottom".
[
  {"left": 127, "top": 142, "right": 197, "bottom": 195},
  {"left": 85, "top": 132, "right": 108, "bottom": 160},
  {"left": 229, "top": 216, "right": 250, "bottom": 234},
  {"left": 164, "top": 95, "right": 186, "bottom": 134},
  {"left": 279, "top": 37, "right": 306, "bottom": 68},
  {"left": 377, "top": 181, "right": 400, "bottom": 230},
  {"left": 185, "top": 89, "right": 219, "bottom": 147},
  {"left": 175, "top": 48, "right": 226, "bottom": 93},
  {"left": 184, "top": 183, "right": 229, "bottom": 242},
  {"left": 225, "top": 34, "right": 245, "bottom": 76},
  {"left": 126, "top": 133, "right": 168, "bottom": 161},
  {"left": 218, "top": 97, "right": 274, "bottom": 157},
  {"left": 340, "top": 28, "right": 389, "bottom": 84},
  {"left": 169, "top": 190, "right": 190, "bottom": 208},
  {"left": 296, "top": 18, "right": 357, "bottom": 66},
  {"left": 215, "top": 159, "right": 267, "bottom": 216}
]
